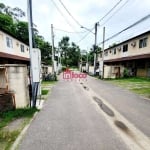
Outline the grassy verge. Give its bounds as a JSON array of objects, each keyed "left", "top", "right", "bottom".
[
  {"left": 107, "top": 77, "right": 150, "bottom": 98},
  {"left": 0, "top": 108, "right": 38, "bottom": 150},
  {"left": 41, "top": 80, "right": 58, "bottom": 99},
  {"left": 41, "top": 89, "right": 49, "bottom": 95}
]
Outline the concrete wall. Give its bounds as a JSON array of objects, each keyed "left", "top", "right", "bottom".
[
  {"left": 103, "top": 65, "right": 124, "bottom": 79},
  {"left": 0, "top": 64, "right": 30, "bottom": 108}
]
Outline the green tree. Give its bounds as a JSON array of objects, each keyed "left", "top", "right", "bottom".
[{"left": 15, "top": 21, "right": 29, "bottom": 44}]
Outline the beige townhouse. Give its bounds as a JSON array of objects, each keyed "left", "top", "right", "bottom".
[
  {"left": 0, "top": 29, "right": 30, "bottom": 110},
  {"left": 99, "top": 30, "right": 150, "bottom": 78}
]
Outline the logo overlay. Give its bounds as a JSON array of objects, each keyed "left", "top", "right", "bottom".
[{"left": 63, "top": 68, "right": 87, "bottom": 81}]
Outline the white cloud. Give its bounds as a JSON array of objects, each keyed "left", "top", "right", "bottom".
[{"left": 1, "top": 0, "right": 150, "bottom": 50}]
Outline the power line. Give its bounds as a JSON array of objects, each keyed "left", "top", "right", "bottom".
[
  {"left": 77, "top": 0, "right": 124, "bottom": 44},
  {"left": 99, "top": 14, "right": 150, "bottom": 45},
  {"left": 54, "top": 27, "right": 86, "bottom": 34},
  {"left": 51, "top": 0, "right": 77, "bottom": 32},
  {"left": 58, "top": 0, "right": 82, "bottom": 27},
  {"left": 100, "top": 0, "right": 130, "bottom": 26},
  {"left": 76, "top": 27, "right": 95, "bottom": 44},
  {"left": 98, "top": 0, "right": 123, "bottom": 23}
]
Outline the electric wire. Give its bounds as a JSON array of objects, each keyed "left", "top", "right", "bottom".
[
  {"left": 58, "top": 0, "right": 83, "bottom": 27},
  {"left": 98, "top": 14, "right": 150, "bottom": 45},
  {"left": 100, "top": 0, "right": 130, "bottom": 26},
  {"left": 76, "top": 27, "right": 95, "bottom": 44},
  {"left": 98, "top": 0, "right": 123, "bottom": 23},
  {"left": 54, "top": 27, "right": 86, "bottom": 34},
  {"left": 51, "top": 0, "right": 77, "bottom": 32},
  {"left": 77, "top": 0, "right": 125, "bottom": 44}
]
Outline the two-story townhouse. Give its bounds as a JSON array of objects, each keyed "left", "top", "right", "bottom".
[
  {"left": 0, "top": 29, "right": 30, "bottom": 110},
  {"left": 0, "top": 29, "right": 30, "bottom": 64},
  {"left": 99, "top": 30, "right": 150, "bottom": 78}
]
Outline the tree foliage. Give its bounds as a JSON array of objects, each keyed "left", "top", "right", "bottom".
[
  {"left": 58, "top": 36, "right": 80, "bottom": 67},
  {"left": 0, "top": 2, "right": 52, "bottom": 65}
]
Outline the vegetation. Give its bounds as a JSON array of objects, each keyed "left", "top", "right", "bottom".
[
  {"left": 0, "top": 108, "right": 38, "bottom": 150},
  {"left": 0, "top": 2, "right": 52, "bottom": 65},
  {"left": 108, "top": 77, "right": 150, "bottom": 98},
  {"left": 0, "top": 2, "right": 100, "bottom": 67},
  {"left": 42, "top": 89, "right": 49, "bottom": 95},
  {"left": 0, "top": 108, "right": 38, "bottom": 129}
]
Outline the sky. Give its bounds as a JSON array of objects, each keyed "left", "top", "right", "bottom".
[{"left": 1, "top": 0, "right": 150, "bottom": 50}]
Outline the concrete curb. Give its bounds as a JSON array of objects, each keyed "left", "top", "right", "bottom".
[
  {"left": 10, "top": 112, "right": 38, "bottom": 150},
  {"left": 10, "top": 99, "right": 45, "bottom": 150}
]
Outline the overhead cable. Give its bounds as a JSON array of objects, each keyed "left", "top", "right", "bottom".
[
  {"left": 100, "top": 0, "right": 130, "bottom": 26},
  {"left": 54, "top": 27, "right": 86, "bottom": 34},
  {"left": 58, "top": 0, "right": 83, "bottom": 27},
  {"left": 98, "top": 0, "right": 123, "bottom": 23},
  {"left": 99, "top": 14, "right": 150, "bottom": 45},
  {"left": 51, "top": 0, "right": 77, "bottom": 32}
]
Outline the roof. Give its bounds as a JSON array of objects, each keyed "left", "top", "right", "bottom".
[
  {"left": 104, "top": 30, "right": 150, "bottom": 51},
  {"left": 104, "top": 53, "right": 150, "bottom": 63},
  {"left": 0, "top": 52, "right": 30, "bottom": 62}
]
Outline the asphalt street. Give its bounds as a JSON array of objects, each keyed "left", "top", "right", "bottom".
[
  {"left": 85, "top": 75, "right": 150, "bottom": 137},
  {"left": 19, "top": 76, "right": 131, "bottom": 150}
]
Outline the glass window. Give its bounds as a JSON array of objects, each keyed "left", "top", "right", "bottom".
[
  {"left": 139, "top": 37, "right": 147, "bottom": 48},
  {"left": 6, "top": 37, "right": 13, "bottom": 48},
  {"left": 20, "top": 44, "right": 24, "bottom": 52},
  {"left": 114, "top": 48, "right": 116, "bottom": 55},
  {"left": 123, "top": 44, "right": 128, "bottom": 52}
]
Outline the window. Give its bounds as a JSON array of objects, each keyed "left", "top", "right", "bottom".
[
  {"left": 113, "top": 48, "right": 116, "bottom": 55},
  {"left": 139, "top": 37, "right": 147, "bottom": 48},
  {"left": 123, "top": 44, "right": 128, "bottom": 52},
  {"left": 6, "top": 37, "right": 13, "bottom": 48},
  {"left": 104, "top": 51, "right": 108, "bottom": 56},
  {"left": 20, "top": 44, "right": 24, "bottom": 52}
]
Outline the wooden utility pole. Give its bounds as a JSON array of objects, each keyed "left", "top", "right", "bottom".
[
  {"left": 51, "top": 24, "right": 55, "bottom": 74},
  {"left": 102, "top": 27, "right": 105, "bottom": 78},
  {"left": 93, "top": 22, "right": 99, "bottom": 75}
]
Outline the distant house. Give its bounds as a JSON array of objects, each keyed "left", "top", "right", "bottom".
[
  {"left": 99, "top": 30, "right": 150, "bottom": 78},
  {"left": 0, "top": 29, "right": 30, "bottom": 64}
]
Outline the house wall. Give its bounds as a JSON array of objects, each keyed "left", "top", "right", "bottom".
[
  {"left": 3, "top": 64, "right": 29, "bottom": 108},
  {"left": 103, "top": 33, "right": 150, "bottom": 61},
  {"left": 0, "top": 30, "right": 29, "bottom": 58}
]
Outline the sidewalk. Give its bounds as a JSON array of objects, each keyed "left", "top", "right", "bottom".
[{"left": 85, "top": 75, "right": 150, "bottom": 138}]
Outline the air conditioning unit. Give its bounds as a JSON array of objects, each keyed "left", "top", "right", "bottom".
[
  {"left": 117, "top": 46, "right": 121, "bottom": 51},
  {"left": 16, "top": 42, "right": 19, "bottom": 46},
  {"left": 131, "top": 41, "right": 136, "bottom": 47}
]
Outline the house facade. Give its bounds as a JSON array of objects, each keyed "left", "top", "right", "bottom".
[
  {"left": 0, "top": 29, "right": 30, "bottom": 64},
  {"left": 99, "top": 30, "right": 150, "bottom": 78},
  {"left": 0, "top": 29, "right": 30, "bottom": 110}
]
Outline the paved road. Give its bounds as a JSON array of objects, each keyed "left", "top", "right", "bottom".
[
  {"left": 19, "top": 78, "right": 130, "bottom": 150},
  {"left": 85, "top": 76, "right": 150, "bottom": 137}
]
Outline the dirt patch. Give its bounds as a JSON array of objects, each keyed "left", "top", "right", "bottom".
[{"left": 4, "top": 118, "right": 25, "bottom": 132}]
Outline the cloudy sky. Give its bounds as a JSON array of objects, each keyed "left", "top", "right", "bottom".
[{"left": 1, "top": 0, "right": 150, "bottom": 50}]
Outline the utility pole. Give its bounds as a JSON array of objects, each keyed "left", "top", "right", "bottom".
[
  {"left": 102, "top": 27, "right": 105, "bottom": 78},
  {"left": 51, "top": 24, "right": 55, "bottom": 74},
  {"left": 93, "top": 22, "right": 99, "bottom": 75},
  {"left": 51, "top": 24, "right": 57, "bottom": 80},
  {"left": 27, "top": 0, "right": 39, "bottom": 108}
]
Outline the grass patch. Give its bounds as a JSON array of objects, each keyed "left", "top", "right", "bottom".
[
  {"left": 41, "top": 81, "right": 57, "bottom": 85},
  {"left": 0, "top": 108, "right": 38, "bottom": 150},
  {"left": 0, "top": 108, "right": 38, "bottom": 129},
  {"left": 108, "top": 77, "right": 150, "bottom": 98},
  {"left": 42, "top": 89, "right": 49, "bottom": 95}
]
